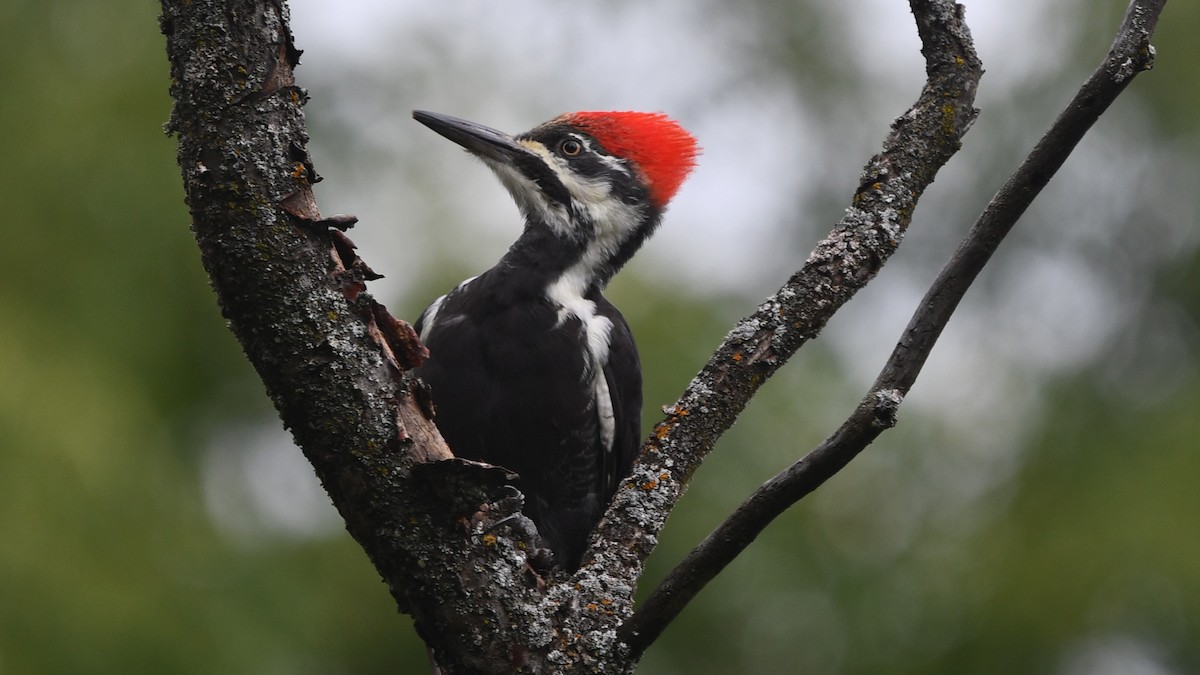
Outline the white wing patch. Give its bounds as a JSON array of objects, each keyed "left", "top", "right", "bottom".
[
  {"left": 594, "top": 369, "right": 616, "bottom": 455},
  {"left": 417, "top": 275, "right": 477, "bottom": 341},
  {"left": 416, "top": 295, "right": 444, "bottom": 342}
]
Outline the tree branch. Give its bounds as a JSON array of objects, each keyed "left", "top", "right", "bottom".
[
  {"left": 585, "top": 0, "right": 982, "bottom": 652},
  {"left": 593, "top": 0, "right": 983, "bottom": 593},
  {"left": 161, "top": 3, "right": 552, "bottom": 672},
  {"left": 163, "top": 0, "right": 1163, "bottom": 669},
  {"left": 619, "top": 0, "right": 1165, "bottom": 658}
]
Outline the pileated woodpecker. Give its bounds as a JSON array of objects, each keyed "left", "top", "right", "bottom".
[{"left": 411, "top": 110, "right": 698, "bottom": 570}]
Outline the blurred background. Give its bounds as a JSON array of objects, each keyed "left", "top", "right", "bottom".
[{"left": 2, "top": 0, "right": 1197, "bottom": 672}]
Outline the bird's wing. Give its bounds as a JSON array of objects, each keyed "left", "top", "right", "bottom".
[{"left": 594, "top": 294, "right": 643, "bottom": 500}]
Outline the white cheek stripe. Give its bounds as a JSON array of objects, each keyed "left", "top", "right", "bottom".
[
  {"left": 487, "top": 154, "right": 572, "bottom": 236},
  {"left": 561, "top": 169, "right": 644, "bottom": 261}
]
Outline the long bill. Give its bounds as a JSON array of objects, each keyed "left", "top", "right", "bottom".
[{"left": 412, "top": 110, "right": 535, "bottom": 165}]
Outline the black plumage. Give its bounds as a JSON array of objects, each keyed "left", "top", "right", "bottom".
[{"left": 414, "top": 267, "right": 641, "bottom": 570}]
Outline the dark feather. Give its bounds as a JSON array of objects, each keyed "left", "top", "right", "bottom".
[{"left": 413, "top": 269, "right": 639, "bottom": 570}]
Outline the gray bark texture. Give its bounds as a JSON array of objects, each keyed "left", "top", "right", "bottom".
[{"left": 160, "top": 0, "right": 1161, "bottom": 672}]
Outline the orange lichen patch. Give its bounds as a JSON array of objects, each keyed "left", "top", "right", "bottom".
[
  {"left": 659, "top": 472, "right": 670, "bottom": 481},
  {"left": 654, "top": 424, "right": 672, "bottom": 440},
  {"left": 941, "top": 103, "right": 957, "bottom": 136},
  {"left": 585, "top": 603, "right": 598, "bottom": 612},
  {"left": 731, "top": 351, "right": 744, "bottom": 362},
  {"left": 291, "top": 162, "right": 308, "bottom": 180},
  {"left": 481, "top": 533, "right": 497, "bottom": 547},
  {"left": 641, "top": 480, "right": 658, "bottom": 491},
  {"left": 600, "top": 598, "right": 612, "bottom": 606}
]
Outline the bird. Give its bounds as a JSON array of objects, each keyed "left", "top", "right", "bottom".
[{"left": 410, "top": 109, "right": 698, "bottom": 571}]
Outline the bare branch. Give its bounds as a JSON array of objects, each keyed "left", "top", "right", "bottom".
[
  {"left": 596, "top": 0, "right": 982, "bottom": 653},
  {"left": 620, "top": 0, "right": 1165, "bottom": 658},
  {"left": 163, "top": 0, "right": 1164, "bottom": 668}
]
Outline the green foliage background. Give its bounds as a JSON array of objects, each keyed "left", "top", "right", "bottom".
[{"left": 1, "top": 1, "right": 1197, "bottom": 673}]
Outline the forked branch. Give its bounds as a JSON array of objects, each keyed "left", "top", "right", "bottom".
[
  {"left": 620, "top": 0, "right": 1166, "bottom": 658},
  {"left": 590, "top": 0, "right": 983, "bottom": 595}
]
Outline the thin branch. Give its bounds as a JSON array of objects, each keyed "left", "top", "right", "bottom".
[
  {"left": 620, "top": 0, "right": 1165, "bottom": 658},
  {"left": 590, "top": 0, "right": 982, "bottom": 601}
]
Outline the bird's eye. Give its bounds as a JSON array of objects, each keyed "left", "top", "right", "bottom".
[{"left": 560, "top": 139, "right": 583, "bottom": 157}]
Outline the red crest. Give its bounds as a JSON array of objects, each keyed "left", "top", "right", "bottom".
[{"left": 564, "top": 111, "right": 699, "bottom": 209}]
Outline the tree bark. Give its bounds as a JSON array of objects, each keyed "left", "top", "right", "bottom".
[{"left": 160, "top": 0, "right": 1163, "bottom": 672}]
